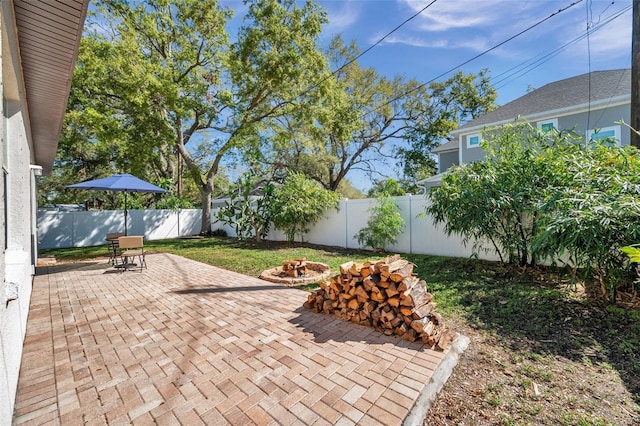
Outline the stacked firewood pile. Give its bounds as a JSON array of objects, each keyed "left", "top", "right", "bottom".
[
  {"left": 304, "top": 255, "right": 457, "bottom": 351},
  {"left": 281, "top": 258, "right": 309, "bottom": 277}
]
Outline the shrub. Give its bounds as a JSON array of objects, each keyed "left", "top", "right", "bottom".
[
  {"left": 534, "top": 144, "right": 640, "bottom": 299},
  {"left": 215, "top": 173, "right": 275, "bottom": 242},
  {"left": 427, "top": 122, "right": 572, "bottom": 266},
  {"left": 355, "top": 195, "right": 404, "bottom": 251},
  {"left": 271, "top": 172, "right": 340, "bottom": 242},
  {"left": 427, "top": 120, "right": 640, "bottom": 300}
]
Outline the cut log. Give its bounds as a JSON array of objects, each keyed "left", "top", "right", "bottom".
[
  {"left": 380, "top": 258, "right": 409, "bottom": 274},
  {"left": 303, "top": 254, "right": 452, "bottom": 350},
  {"left": 397, "top": 276, "right": 412, "bottom": 293},
  {"left": 347, "top": 298, "right": 360, "bottom": 310},
  {"left": 412, "top": 302, "right": 436, "bottom": 319},
  {"left": 399, "top": 306, "right": 413, "bottom": 316},
  {"left": 404, "top": 280, "right": 433, "bottom": 308},
  {"left": 339, "top": 261, "right": 355, "bottom": 275},
  {"left": 410, "top": 317, "right": 433, "bottom": 333},
  {"left": 354, "top": 285, "right": 369, "bottom": 303},
  {"left": 389, "top": 262, "right": 414, "bottom": 282},
  {"left": 363, "top": 301, "right": 377, "bottom": 315},
  {"left": 360, "top": 266, "right": 372, "bottom": 278},
  {"left": 385, "top": 282, "right": 399, "bottom": 298},
  {"left": 349, "top": 262, "right": 362, "bottom": 277},
  {"left": 362, "top": 275, "right": 378, "bottom": 292},
  {"left": 282, "top": 257, "right": 306, "bottom": 266},
  {"left": 436, "top": 330, "right": 456, "bottom": 351}
]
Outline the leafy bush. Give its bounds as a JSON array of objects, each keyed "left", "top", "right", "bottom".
[
  {"left": 427, "top": 122, "right": 573, "bottom": 265},
  {"left": 355, "top": 194, "right": 405, "bottom": 251},
  {"left": 271, "top": 172, "right": 340, "bottom": 242},
  {"left": 533, "top": 144, "right": 640, "bottom": 298},
  {"left": 215, "top": 173, "right": 275, "bottom": 242},
  {"left": 427, "top": 120, "right": 640, "bottom": 299},
  {"left": 155, "top": 194, "right": 195, "bottom": 210}
]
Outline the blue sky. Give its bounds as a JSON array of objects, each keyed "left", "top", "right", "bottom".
[
  {"left": 315, "top": 0, "right": 632, "bottom": 105},
  {"left": 220, "top": 0, "right": 632, "bottom": 191}
]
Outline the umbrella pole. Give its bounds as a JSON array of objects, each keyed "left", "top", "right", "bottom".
[{"left": 124, "top": 192, "right": 128, "bottom": 236}]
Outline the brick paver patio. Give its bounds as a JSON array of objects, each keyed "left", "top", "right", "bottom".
[{"left": 13, "top": 253, "right": 453, "bottom": 425}]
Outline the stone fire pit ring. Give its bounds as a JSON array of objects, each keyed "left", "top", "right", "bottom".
[{"left": 258, "top": 261, "right": 332, "bottom": 286}]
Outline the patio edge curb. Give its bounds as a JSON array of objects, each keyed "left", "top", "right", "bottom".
[{"left": 402, "top": 333, "right": 470, "bottom": 426}]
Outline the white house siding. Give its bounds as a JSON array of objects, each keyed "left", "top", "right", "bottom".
[{"left": 1, "top": 5, "right": 38, "bottom": 422}]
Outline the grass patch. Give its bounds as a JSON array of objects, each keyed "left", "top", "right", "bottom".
[{"left": 40, "top": 236, "right": 640, "bottom": 424}]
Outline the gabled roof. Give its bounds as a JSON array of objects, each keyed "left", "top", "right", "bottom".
[
  {"left": 432, "top": 139, "right": 458, "bottom": 153},
  {"left": 454, "top": 69, "right": 631, "bottom": 134}
]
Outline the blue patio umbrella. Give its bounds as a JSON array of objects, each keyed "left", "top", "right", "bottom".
[{"left": 66, "top": 173, "right": 167, "bottom": 235}]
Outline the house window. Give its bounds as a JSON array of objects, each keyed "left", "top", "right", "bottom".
[
  {"left": 467, "top": 134, "right": 481, "bottom": 148},
  {"left": 586, "top": 125, "right": 621, "bottom": 147},
  {"left": 537, "top": 118, "right": 558, "bottom": 133}
]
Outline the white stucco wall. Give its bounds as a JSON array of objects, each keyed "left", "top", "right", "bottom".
[{"left": 0, "top": 5, "right": 41, "bottom": 423}]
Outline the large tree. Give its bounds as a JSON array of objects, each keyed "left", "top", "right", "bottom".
[
  {"left": 264, "top": 36, "right": 434, "bottom": 192},
  {"left": 265, "top": 37, "right": 497, "bottom": 191},
  {"left": 58, "top": 0, "right": 329, "bottom": 234},
  {"left": 398, "top": 69, "right": 498, "bottom": 182}
]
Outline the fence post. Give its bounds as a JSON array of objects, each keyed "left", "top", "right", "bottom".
[
  {"left": 408, "top": 194, "right": 412, "bottom": 254},
  {"left": 344, "top": 199, "right": 349, "bottom": 249}
]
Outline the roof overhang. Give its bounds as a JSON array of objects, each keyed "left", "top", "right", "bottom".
[{"left": 12, "top": 0, "right": 89, "bottom": 175}]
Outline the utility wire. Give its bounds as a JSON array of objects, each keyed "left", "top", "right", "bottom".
[
  {"left": 297, "top": 0, "right": 438, "bottom": 100},
  {"left": 333, "top": 0, "right": 439, "bottom": 77},
  {"left": 491, "top": 4, "right": 630, "bottom": 89},
  {"left": 369, "top": 0, "right": 585, "bottom": 115},
  {"left": 586, "top": 0, "right": 593, "bottom": 129}
]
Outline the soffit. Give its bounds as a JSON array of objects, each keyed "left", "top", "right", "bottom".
[{"left": 14, "top": 0, "right": 89, "bottom": 175}]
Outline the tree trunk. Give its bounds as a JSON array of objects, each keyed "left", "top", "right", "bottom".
[{"left": 200, "top": 181, "right": 212, "bottom": 235}]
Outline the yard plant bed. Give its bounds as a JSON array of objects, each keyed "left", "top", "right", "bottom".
[{"left": 43, "top": 237, "right": 640, "bottom": 424}]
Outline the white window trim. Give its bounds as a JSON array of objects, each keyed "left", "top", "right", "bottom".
[
  {"left": 466, "top": 133, "right": 481, "bottom": 149},
  {"left": 586, "top": 125, "right": 621, "bottom": 147},
  {"left": 537, "top": 118, "right": 558, "bottom": 133}
]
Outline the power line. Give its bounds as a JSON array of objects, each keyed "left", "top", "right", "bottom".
[
  {"left": 333, "top": 0, "right": 439, "bottom": 77},
  {"left": 370, "top": 0, "right": 585, "bottom": 115},
  {"left": 586, "top": 0, "right": 593, "bottom": 129},
  {"left": 298, "top": 0, "right": 439, "bottom": 100},
  {"left": 491, "top": 4, "right": 631, "bottom": 89}
]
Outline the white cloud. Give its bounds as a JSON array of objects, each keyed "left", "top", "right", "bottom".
[
  {"left": 377, "top": 33, "right": 490, "bottom": 52},
  {"left": 400, "top": 0, "right": 540, "bottom": 32},
  {"left": 320, "top": 0, "right": 362, "bottom": 34}
]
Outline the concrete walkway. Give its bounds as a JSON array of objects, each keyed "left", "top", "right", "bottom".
[{"left": 13, "top": 253, "right": 464, "bottom": 425}]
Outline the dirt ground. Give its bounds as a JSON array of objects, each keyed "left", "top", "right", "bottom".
[{"left": 424, "top": 314, "right": 640, "bottom": 425}]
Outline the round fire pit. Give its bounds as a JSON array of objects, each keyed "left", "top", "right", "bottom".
[{"left": 258, "top": 261, "right": 332, "bottom": 286}]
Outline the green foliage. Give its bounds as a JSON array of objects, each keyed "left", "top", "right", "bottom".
[
  {"left": 399, "top": 69, "right": 497, "bottom": 182},
  {"left": 58, "top": 0, "right": 329, "bottom": 235},
  {"left": 355, "top": 195, "right": 405, "bottom": 251},
  {"left": 533, "top": 143, "right": 640, "bottom": 298},
  {"left": 621, "top": 245, "right": 640, "bottom": 263},
  {"left": 271, "top": 172, "right": 340, "bottom": 242},
  {"left": 155, "top": 195, "right": 195, "bottom": 210},
  {"left": 215, "top": 172, "right": 276, "bottom": 242},
  {"left": 267, "top": 36, "right": 488, "bottom": 192},
  {"left": 428, "top": 120, "right": 640, "bottom": 299},
  {"left": 427, "top": 122, "right": 567, "bottom": 266},
  {"left": 367, "top": 178, "right": 410, "bottom": 197}
]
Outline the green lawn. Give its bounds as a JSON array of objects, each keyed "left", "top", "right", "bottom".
[{"left": 40, "top": 236, "right": 640, "bottom": 424}]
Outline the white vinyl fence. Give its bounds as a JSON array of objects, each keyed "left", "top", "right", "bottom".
[
  {"left": 38, "top": 209, "right": 203, "bottom": 249},
  {"left": 37, "top": 196, "right": 500, "bottom": 261}
]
